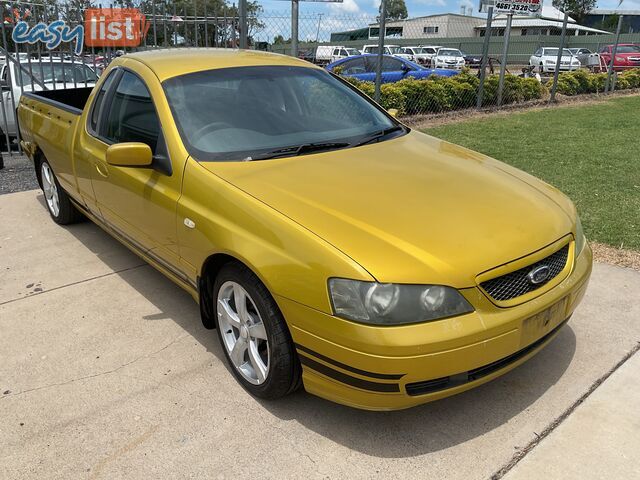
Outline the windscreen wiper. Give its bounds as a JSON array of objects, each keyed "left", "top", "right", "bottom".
[
  {"left": 250, "top": 142, "right": 351, "bottom": 160},
  {"left": 354, "top": 125, "right": 405, "bottom": 147}
]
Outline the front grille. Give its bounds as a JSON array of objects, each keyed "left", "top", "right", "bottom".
[{"left": 480, "top": 244, "right": 569, "bottom": 302}]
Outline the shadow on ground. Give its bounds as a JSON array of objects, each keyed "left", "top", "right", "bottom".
[{"left": 47, "top": 194, "right": 576, "bottom": 459}]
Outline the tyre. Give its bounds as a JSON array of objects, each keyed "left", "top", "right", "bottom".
[
  {"left": 40, "top": 159, "right": 83, "bottom": 225},
  {"left": 213, "top": 263, "right": 300, "bottom": 399}
]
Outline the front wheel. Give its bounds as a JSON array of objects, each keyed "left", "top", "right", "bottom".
[
  {"left": 40, "top": 160, "right": 83, "bottom": 225},
  {"left": 214, "top": 263, "right": 301, "bottom": 399}
]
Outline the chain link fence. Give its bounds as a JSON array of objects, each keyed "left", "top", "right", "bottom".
[{"left": 0, "top": 1, "right": 639, "bottom": 168}]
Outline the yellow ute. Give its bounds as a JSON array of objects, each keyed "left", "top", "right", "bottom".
[{"left": 18, "top": 49, "right": 592, "bottom": 410}]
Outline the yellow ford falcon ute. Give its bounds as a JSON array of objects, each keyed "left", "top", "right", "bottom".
[{"left": 18, "top": 49, "right": 592, "bottom": 410}]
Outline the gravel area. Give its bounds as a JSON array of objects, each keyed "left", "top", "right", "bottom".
[
  {"left": 591, "top": 242, "right": 640, "bottom": 272},
  {"left": 0, "top": 154, "right": 38, "bottom": 195}
]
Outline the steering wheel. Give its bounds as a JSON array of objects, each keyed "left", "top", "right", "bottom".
[{"left": 192, "top": 121, "right": 233, "bottom": 139}]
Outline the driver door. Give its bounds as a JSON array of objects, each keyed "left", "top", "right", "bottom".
[{"left": 84, "top": 67, "right": 183, "bottom": 273}]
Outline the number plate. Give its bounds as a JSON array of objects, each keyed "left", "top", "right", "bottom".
[{"left": 521, "top": 296, "right": 568, "bottom": 346}]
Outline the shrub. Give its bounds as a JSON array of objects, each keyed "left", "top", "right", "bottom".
[{"left": 379, "top": 83, "right": 406, "bottom": 114}]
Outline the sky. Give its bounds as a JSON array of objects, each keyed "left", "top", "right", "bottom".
[{"left": 254, "top": 0, "right": 640, "bottom": 42}]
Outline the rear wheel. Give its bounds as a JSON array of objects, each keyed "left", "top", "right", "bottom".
[
  {"left": 40, "top": 160, "right": 83, "bottom": 225},
  {"left": 214, "top": 263, "right": 300, "bottom": 399}
]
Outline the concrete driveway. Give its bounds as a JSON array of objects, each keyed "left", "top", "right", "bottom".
[{"left": 1, "top": 189, "right": 639, "bottom": 479}]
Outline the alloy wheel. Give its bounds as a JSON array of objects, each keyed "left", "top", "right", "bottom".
[
  {"left": 217, "top": 281, "right": 270, "bottom": 385},
  {"left": 41, "top": 162, "right": 60, "bottom": 217}
]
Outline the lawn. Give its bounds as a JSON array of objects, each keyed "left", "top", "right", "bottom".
[{"left": 424, "top": 96, "right": 640, "bottom": 251}]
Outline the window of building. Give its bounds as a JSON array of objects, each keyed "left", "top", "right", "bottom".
[{"left": 423, "top": 26, "right": 439, "bottom": 34}]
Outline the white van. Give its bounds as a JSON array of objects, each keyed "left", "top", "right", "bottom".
[
  {"left": 315, "top": 46, "right": 360, "bottom": 65},
  {"left": 362, "top": 44, "right": 414, "bottom": 62}
]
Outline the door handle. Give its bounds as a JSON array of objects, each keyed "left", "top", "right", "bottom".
[{"left": 95, "top": 161, "right": 109, "bottom": 178}]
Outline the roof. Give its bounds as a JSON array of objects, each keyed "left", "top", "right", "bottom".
[
  {"left": 483, "top": 18, "right": 610, "bottom": 34},
  {"left": 372, "top": 13, "right": 485, "bottom": 27},
  {"left": 125, "top": 48, "right": 313, "bottom": 81},
  {"left": 589, "top": 9, "right": 640, "bottom": 15}
]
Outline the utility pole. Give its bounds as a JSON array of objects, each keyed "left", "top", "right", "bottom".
[
  {"left": 550, "top": 10, "right": 569, "bottom": 102},
  {"left": 374, "top": 0, "right": 386, "bottom": 102},
  {"left": 605, "top": 14, "right": 624, "bottom": 93},
  {"left": 291, "top": 0, "right": 299, "bottom": 57},
  {"left": 497, "top": 12, "right": 513, "bottom": 106},
  {"left": 477, "top": 6, "right": 494, "bottom": 109}
]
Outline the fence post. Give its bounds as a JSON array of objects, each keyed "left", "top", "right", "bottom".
[
  {"left": 239, "top": 0, "right": 248, "bottom": 48},
  {"left": 477, "top": 6, "right": 494, "bottom": 109},
  {"left": 497, "top": 13, "right": 513, "bottom": 107},
  {"left": 605, "top": 15, "right": 624, "bottom": 93},
  {"left": 291, "top": 0, "right": 299, "bottom": 57},
  {"left": 152, "top": 0, "right": 157, "bottom": 46},
  {"left": 549, "top": 10, "right": 569, "bottom": 102},
  {"left": 374, "top": 0, "right": 387, "bottom": 103}
]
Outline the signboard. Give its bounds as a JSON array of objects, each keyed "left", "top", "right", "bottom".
[{"left": 480, "top": 0, "right": 541, "bottom": 15}]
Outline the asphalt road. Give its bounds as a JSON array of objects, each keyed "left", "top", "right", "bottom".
[{"left": 1, "top": 189, "right": 639, "bottom": 479}]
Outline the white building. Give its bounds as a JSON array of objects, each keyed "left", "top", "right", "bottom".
[
  {"left": 368, "top": 13, "right": 487, "bottom": 40},
  {"left": 476, "top": 6, "right": 610, "bottom": 37}
]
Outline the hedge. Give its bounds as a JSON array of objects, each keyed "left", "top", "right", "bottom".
[
  {"left": 342, "top": 70, "right": 547, "bottom": 115},
  {"left": 342, "top": 68, "right": 640, "bottom": 115},
  {"left": 547, "top": 68, "right": 640, "bottom": 96}
]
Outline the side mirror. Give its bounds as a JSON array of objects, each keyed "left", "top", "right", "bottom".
[
  {"left": 106, "top": 142, "right": 152, "bottom": 167},
  {"left": 387, "top": 108, "right": 398, "bottom": 117},
  {"left": 401, "top": 63, "right": 411, "bottom": 73}
]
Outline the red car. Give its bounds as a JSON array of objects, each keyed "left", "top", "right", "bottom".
[{"left": 598, "top": 44, "right": 640, "bottom": 71}]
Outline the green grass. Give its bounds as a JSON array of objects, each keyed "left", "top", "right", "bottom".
[{"left": 424, "top": 96, "right": 640, "bottom": 251}]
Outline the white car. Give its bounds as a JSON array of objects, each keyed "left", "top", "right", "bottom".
[
  {"left": 362, "top": 45, "right": 414, "bottom": 62},
  {"left": 529, "top": 47, "right": 581, "bottom": 73},
  {"left": 315, "top": 45, "right": 360, "bottom": 65},
  {"left": 432, "top": 48, "right": 465, "bottom": 70},
  {"left": 401, "top": 46, "right": 435, "bottom": 65},
  {"left": 0, "top": 59, "right": 97, "bottom": 140}
]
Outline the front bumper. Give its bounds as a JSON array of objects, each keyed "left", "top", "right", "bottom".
[{"left": 278, "top": 243, "right": 592, "bottom": 410}]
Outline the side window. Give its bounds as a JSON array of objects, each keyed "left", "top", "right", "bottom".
[
  {"left": 89, "top": 70, "right": 117, "bottom": 133},
  {"left": 333, "top": 48, "right": 340, "bottom": 56},
  {"left": 381, "top": 57, "right": 404, "bottom": 72},
  {"left": 101, "top": 71, "right": 160, "bottom": 154},
  {"left": 534, "top": 48, "right": 542, "bottom": 56},
  {"left": 340, "top": 57, "right": 367, "bottom": 75}
]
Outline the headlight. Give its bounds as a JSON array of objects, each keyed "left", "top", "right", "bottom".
[
  {"left": 575, "top": 216, "right": 586, "bottom": 255},
  {"left": 328, "top": 279, "right": 474, "bottom": 325}
]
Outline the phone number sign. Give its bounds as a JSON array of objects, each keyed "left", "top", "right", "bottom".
[{"left": 485, "top": 0, "right": 541, "bottom": 15}]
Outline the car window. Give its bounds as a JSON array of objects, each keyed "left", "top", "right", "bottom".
[
  {"left": 340, "top": 57, "right": 367, "bottom": 75},
  {"left": 381, "top": 57, "right": 404, "bottom": 71},
  {"left": 89, "top": 69, "right": 117, "bottom": 133},
  {"left": 534, "top": 48, "right": 542, "bottom": 56},
  {"left": 163, "top": 66, "right": 397, "bottom": 161},
  {"left": 579, "top": 49, "right": 591, "bottom": 54},
  {"left": 333, "top": 48, "right": 340, "bottom": 56},
  {"left": 102, "top": 71, "right": 160, "bottom": 154}
]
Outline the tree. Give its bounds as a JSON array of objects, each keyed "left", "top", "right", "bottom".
[
  {"left": 552, "top": 0, "right": 596, "bottom": 24},
  {"left": 380, "top": 0, "right": 408, "bottom": 21}
]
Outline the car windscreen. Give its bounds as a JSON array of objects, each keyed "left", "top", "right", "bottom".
[
  {"left": 163, "top": 66, "right": 400, "bottom": 162},
  {"left": 438, "top": 49, "right": 462, "bottom": 57},
  {"left": 616, "top": 45, "right": 640, "bottom": 53},
  {"left": 544, "top": 48, "right": 573, "bottom": 56},
  {"left": 345, "top": 48, "right": 359, "bottom": 55},
  {"left": 15, "top": 62, "right": 98, "bottom": 86}
]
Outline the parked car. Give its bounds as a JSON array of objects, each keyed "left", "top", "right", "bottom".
[
  {"left": 315, "top": 45, "right": 360, "bottom": 65},
  {"left": 529, "top": 47, "right": 581, "bottom": 73},
  {"left": 432, "top": 48, "right": 466, "bottom": 70},
  {"left": 460, "top": 50, "right": 483, "bottom": 67},
  {"left": 401, "top": 46, "right": 433, "bottom": 65},
  {"left": 567, "top": 48, "right": 593, "bottom": 66},
  {"left": 0, "top": 59, "right": 97, "bottom": 142},
  {"left": 362, "top": 44, "right": 414, "bottom": 62},
  {"left": 18, "top": 49, "right": 591, "bottom": 410},
  {"left": 326, "top": 54, "right": 458, "bottom": 83},
  {"left": 598, "top": 44, "right": 640, "bottom": 71}
]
